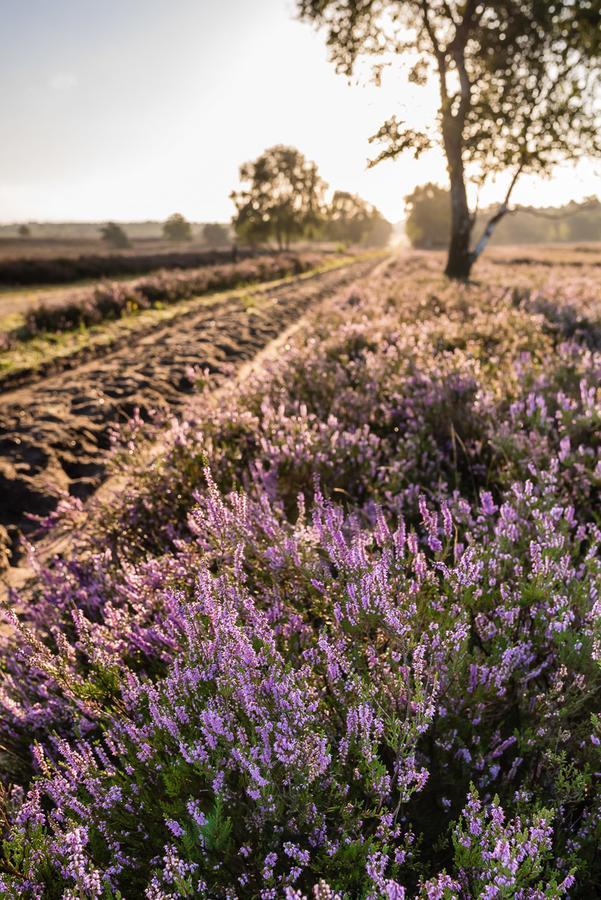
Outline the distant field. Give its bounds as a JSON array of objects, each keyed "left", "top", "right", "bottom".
[
  {"left": 401, "top": 242, "right": 601, "bottom": 268},
  {"left": 0, "top": 238, "right": 344, "bottom": 287},
  {"left": 487, "top": 241, "right": 601, "bottom": 265},
  {"left": 0, "top": 236, "right": 229, "bottom": 262},
  {"left": 2, "top": 236, "right": 599, "bottom": 266},
  {"left": 1, "top": 242, "right": 599, "bottom": 320},
  {"left": 0, "top": 243, "right": 252, "bottom": 287}
]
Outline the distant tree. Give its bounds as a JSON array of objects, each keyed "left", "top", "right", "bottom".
[
  {"left": 298, "top": 1, "right": 601, "bottom": 279},
  {"left": 231, "top": 146, "right": 327, "bottom": 250},
  {"left": 17, "top": 224, "right": 31, "bottom": 238},
  {"left": 163, "top": 213, "right": 192, "bottom": 242},
  {"left": 324, "top": 191, "right": 392, "bottom": 247},
  {"left": 363, "top": 212, "right": 393, "bottom": 247},
  {"left": 566, "top": 197, "right": 601, "bottom": 242},
  {"left": 325, "top": 191, "right": 373, "bottom": 245},
  {"left": 203, "top": 223, "right": 230, "bottom": 247},
  {"left": 405, "top": 183, "right": 451, "bottom": 249},
  {"left": 100, "top": 222, "right": 130, "bottom": 249},
  {"left": 406, "top": 187, "right": 601, "bottom": 247}
]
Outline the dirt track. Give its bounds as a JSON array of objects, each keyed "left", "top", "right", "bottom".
[{"left": 0, "top": 259, "right": 379, "bottom": 567}]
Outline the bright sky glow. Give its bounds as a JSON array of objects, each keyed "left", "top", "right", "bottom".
[{"left": 1, "top": 0, "right": 600, "bottom": 224}]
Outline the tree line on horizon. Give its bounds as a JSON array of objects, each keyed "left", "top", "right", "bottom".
[
  {"left": 97, "top": 217, "right": 231, "bottom": 250},
  {"left": 405, "top": 183, "right": 601, "bottom": 249},
  {"left": 92, "top": 147, "right": 394, "bottom": 253},
  {"left": 10, "top": 1, "right": 601, "bottom": 276}
]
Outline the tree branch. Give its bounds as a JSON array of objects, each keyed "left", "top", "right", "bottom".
[
  {"left": 449, "top": 0, "right": 482, "bottom": 123},
  {"left": 441, "top": 1, "right": 458, "bottom": 26},
  {"left": 420, "top": 0, "right": 454, "bottom": 117},
  {"left": 470, "top": 164, "right": 524, "bottom": 263},
  {"left": 419, "top": 0, "right": 444, "bottom": 60}
]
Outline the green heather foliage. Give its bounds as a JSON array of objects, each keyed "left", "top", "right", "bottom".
[{"left": 0, "top": 255, "right": 600, "bottom": 896}]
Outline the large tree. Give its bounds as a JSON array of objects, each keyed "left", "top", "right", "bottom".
[
  {"left": 231, "top": 146, "right": 327, "bottom": 250},
  {"left": 203, "top": 222, "right": 230, "bottom": 247},
  {"left": 298, "top": 1, "right": 601, "bottom": 278},
  {"left": 364, "top": 210, "right": 394, "bottom": 247},
  {"left": 405, "top": 182, "right": 450, "bottom": 248}
]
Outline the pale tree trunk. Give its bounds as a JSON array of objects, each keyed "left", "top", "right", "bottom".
[
  {"left": 469, "top": 166, "right": 523, "bottom": 265},
  {"left": 444, "top": 118, "right": 523, "bottom": 279},
  {"left": 470, "top": 205, "right": 508, "bottom": 263}
]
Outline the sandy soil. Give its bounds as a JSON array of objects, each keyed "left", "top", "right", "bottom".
[{"left": 0, "top": 258, "right": 379, "bottom": 570}]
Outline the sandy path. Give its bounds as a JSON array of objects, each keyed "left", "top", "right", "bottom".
[{"left": 0, "top": 258, "right": 380, "bottom": 571}]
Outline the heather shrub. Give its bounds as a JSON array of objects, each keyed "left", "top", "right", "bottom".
[
  {"left": 0, "top": 256, "right": 600, "bottom": 896},
  {"left": 1, "top": 475, "right": 598, "bottom": 896},
  {"left": 21, "top": 252, "right": 326, "bottom": 339},
  {"left": 94, "top": 263, "right": 599, "bottom": 559}
]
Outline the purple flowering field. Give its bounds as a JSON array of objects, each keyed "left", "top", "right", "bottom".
[{"left": 0, "top": 251, "right": 600, "bottom": 898}]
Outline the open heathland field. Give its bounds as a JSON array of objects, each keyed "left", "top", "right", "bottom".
[
  {"left": 0, "top": 239, "right": 244, "bottom": 286},
  {"left": 0, "top": 248, "right": 600, "bottom": 897},
  {"left": 0, "top": 254, "right": 378, "bottom": 570}
]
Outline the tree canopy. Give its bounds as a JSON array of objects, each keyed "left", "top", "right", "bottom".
[
  {"left": 298, "top": 0, "right": 601, "bottom": 277},
  {"left": 363, "top": 210, "right": 394, "bottom": 247},
  {"left": 100, "top": 222, "right": 130, "bottom": 250},
  {"left": 231, "top": 145, "right": 327, "bottom": 250},
  {"left": 203, "top": 223, "right": 230, "bottom": 247},
  {"left": 325, "top": 191, "right": 374, "bottom": 244},
  {"left": 163, "top": 213, "right": 192, "bottom": 242},
  {"left": 325, "top": 191, "right": 393, "bottom": 246}
]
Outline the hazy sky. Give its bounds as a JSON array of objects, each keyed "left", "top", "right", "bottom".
[{"left": 2, "top": 0, "right": 600, "bottom": 224}]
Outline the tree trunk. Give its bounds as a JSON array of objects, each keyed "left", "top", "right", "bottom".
[
  {"left": 442, "top": 115, "right": 474, "bottom": 280},
  {"left": 445, "top": 158, "right": 473, "bottom": 278},
  {"left": 445, "top": 213, "right": 473, "bottom": 279}
]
